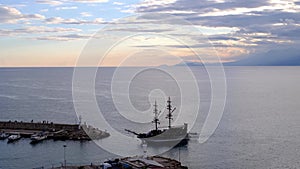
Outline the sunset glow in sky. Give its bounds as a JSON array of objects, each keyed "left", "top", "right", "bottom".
[{"left": 0, "top": 0, "right": 300, "bottom": 66}]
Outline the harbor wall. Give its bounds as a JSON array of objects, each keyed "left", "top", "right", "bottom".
[{"left": 0, "top": 121, "right": 79, "bottom": 131}]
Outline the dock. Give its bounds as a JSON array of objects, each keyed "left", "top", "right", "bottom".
[
  {"left": 0, "top": 121, "right": 109, "bottom": 141},
  {"left": 50, "top": 155, "right": 188, "bottom": 169}
]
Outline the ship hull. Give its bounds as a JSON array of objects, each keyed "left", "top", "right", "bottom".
[
  {"left": 141, "top": 135, "right": 189, "bottom": 146},
  {"left": 138, "top": 124, "right": 189, "bottom": 146}
]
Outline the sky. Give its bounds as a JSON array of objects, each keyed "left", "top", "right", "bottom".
[{"left": 0, "top": 0, "right": 300, "bottom": 67}]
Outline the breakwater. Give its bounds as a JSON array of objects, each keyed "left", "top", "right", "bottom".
[{"left": 0, "top": 121, "right": 109, "bottom": 141}]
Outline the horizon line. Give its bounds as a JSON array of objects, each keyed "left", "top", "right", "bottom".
[{"left": 0, "top": 65, "right": 299, "bottom": 68}]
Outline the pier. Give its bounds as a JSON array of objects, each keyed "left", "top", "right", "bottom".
[{"left": 0, "top": 121, "right": 109, "bottom": 141}]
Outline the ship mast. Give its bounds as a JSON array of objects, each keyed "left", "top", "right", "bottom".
[
  {"left": 152, "top": 100, "right": 160, "bottom": 131},
  {"left": 166, "top": 97, "right": 176, "bottom": 129}
]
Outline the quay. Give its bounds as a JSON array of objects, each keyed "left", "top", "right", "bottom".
[
  {"left": 0, "top": 121, "right": 109, "bottom": 141},
  {"left": 50, "top": 155, "right": 188, "bottom": 169}
]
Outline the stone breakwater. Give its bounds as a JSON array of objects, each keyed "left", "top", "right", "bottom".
[{"left": 0, "top": 121, "right": 110, "bottom": 141}]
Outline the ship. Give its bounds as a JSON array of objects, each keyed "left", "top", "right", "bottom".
[{"left": 125, "top": 97, "right": 189, "bottom": 146}]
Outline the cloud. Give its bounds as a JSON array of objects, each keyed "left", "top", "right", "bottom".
[
  {"left": 278, "top": 28, "right": 300, "bottom": 39},
  {"left": 36, "top": 0, "right": 108, "bottom": 6},
  {"left": 40, "top": 9, "right": 49, "bottom": 12},
  {"left": 72, "top": 0, "right": 109, "bottom": 3},
  {"left": 135, "top": 0, "right": 270, "bottom": 14},
  {"left": 133, "top": 0, "right": 300, "bottom": 29},
  {"left": 45, "top": 17, "right": 106, "bottom": 24},
  {"left": 0, "top": 25, "right": 89, "bottom": 41},
  {"left": 0, "top": 26, "right": 81, "bottom": 36},
  {"left": 128, "top": 0, "right": 300, "bottom": 61},
  {"left": 80, "top": 12, "right": 92, "bottom": 17},
  {"left": 36, "top": 0, "right": 63, "bottom": 6},
  {"left": 135, "top": 0, "right": 177, "bottom": 9},
  {"left": 2, "top": 0, "right": 300, "bottom": 64},
  {"left": 0, "top": 6, "right": 45, "bottom": 23},
  {"left": 113, "top": 2, "right": 124, "bottom": 5},
  {"left": 55, "top": 6, "right": 78, "bottom": 10},
  {"left": 106, "top": 27, "right": 174, "bottom": 33},
  {"left": 120, "top": 9, "right": 135, "bottom": 13},
  {"left": 35, "top": 33, "right": 90, "bottom": 41}
]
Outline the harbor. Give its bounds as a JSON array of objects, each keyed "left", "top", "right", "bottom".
[{"left": 0, "top": 120, "right": 110, "bottom": 143}]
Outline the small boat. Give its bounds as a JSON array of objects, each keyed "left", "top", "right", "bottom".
[
  {"left": 7, "top": 134, "right": 21, "bottom": 143},
  {"left": 30, "top": 132, "right": 47, "bottom": 144},
  {"left": 0, "top": 132, "right": 9, "bottom": 140}
]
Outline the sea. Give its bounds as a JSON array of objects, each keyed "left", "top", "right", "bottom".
[{"left": 0, "top": 66, "right": 300, "bottom": 169}]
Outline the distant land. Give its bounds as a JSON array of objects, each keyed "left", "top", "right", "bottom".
[
  {"left": 175, "top": 48, "right": 300, "bottom": 66},
  {"left": 225, "top": 48, "right": 300, "bottom": 66}
]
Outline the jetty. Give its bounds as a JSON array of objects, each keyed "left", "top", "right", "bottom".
[{"left": 0, "top": 120, "right": 109, "bottom": 141}]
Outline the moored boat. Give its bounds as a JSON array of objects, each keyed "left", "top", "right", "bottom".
[
  {"left": 0, "top": 132, "right": 9, "bottom": 140},
  {"left": 7, "top": 134, "right": 21, "bottom": 143},
  {"left": 30, "top": 132, "right": 47, "bottom": 144}
]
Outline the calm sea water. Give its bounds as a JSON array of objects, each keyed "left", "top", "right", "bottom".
[{"left": 0, "top": 67, "right": 300, "bottom": 169}]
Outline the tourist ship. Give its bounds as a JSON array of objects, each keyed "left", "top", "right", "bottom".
[{"left": 126, "top": 97, "right": 189, "bottom": 146}]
